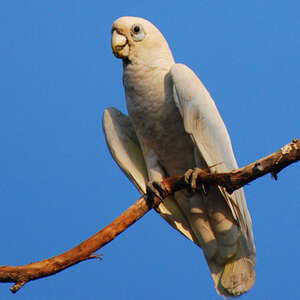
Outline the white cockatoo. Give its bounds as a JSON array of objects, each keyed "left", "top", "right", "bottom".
[{"left": 103, "top": 16, "right": 256, "bottom": 297}]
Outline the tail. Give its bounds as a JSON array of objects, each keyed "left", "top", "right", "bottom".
[
  {"left": 208, "top": 239, "right": 255, "bottom": 298},
  {"left": 176, "top": 187, "right": 256, "bottom": 297}
]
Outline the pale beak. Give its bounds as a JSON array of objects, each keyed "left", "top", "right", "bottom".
[{"left": 111, "top": 30, "right": 129, "bottom": 59}]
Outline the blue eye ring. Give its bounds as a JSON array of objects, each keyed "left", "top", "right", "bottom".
[{"left": 130, "top": 23, "right": 145, "bottom": 41}]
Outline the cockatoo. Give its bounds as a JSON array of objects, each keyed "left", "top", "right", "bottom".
[{"left": 103, "top": 16, "right": 256, "bottom": 297}]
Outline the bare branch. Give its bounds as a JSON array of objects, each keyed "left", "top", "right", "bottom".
[
  {"left": 161, "top": 138, "right": 300, "bottom": 195},
  {"left": 0, "top": 138, "right": 299, "bottom": 293}
]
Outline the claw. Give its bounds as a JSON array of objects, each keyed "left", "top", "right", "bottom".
[
  {"left": 184, "top": 168, "right": 198, "bottom": 193},
  {"left": 184, "top": 168, "right": 208, "bottom": 194},
  {"left": 147, "top": 180, "right": 167, "bottom": 199}
]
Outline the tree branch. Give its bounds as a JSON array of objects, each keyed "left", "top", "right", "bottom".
[{"left": 0, "top": 138, "right": 299, "bottom": 293}]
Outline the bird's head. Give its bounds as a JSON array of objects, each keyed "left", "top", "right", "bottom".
[{"left": 111, "top": 16, "right": 174, "bottom": 67}]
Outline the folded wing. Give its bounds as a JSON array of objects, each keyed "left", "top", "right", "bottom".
[
  {"left": 169, "top": 64, "right": 256, "bottom": 296},
  {"left": 102, "top": 107, "right": 197, "bottom": 241}
]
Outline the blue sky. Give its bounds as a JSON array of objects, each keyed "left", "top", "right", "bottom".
[{"left": 0, "top": 1, "right": 299, "bottom": 299}]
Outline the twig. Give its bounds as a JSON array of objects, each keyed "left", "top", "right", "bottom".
[{"left": 0, "top": 138, "right": 299, "bottom": 293}]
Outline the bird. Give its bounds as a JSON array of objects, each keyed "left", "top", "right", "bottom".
[{"left": 103, "top": 16, "right": 256, "bottom": 297}]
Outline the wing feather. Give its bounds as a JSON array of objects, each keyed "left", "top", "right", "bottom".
[
  {"left": 169, "top": 64, "right": 255, "bottom": 251},
  {"left": 102, "top": 107, "right": 197, "bottom": 241},
  {"left": 103, "top": 107, "right": 148, "bottom": 193}
]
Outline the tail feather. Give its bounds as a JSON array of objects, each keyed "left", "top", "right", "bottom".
[
  {"left": 220, "top": 257, "right": 255, "bottom": 297},
  {"left": 207, "top": 239, "right": 256, "bottom": 298}
]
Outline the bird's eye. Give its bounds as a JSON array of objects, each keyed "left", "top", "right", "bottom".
[
  {"left": 133, "top": 25, "right": 140, "bottom": 33},
  {"left": 130, "top": 23, "right": 145, "bottom": 41}
]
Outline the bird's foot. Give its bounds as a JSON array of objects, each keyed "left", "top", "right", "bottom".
[
  {"left": 146, "top": 180, "right": 168, "bottom": 200},
  {"left": 184, "top": 168, "right": 208, "bottom": 195}
]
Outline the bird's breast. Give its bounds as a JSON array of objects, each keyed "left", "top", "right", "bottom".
[{"left": 124, "top": 67, "right": 195, "bottom": 176}]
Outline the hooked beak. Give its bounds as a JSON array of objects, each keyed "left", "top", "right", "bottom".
[{"left": 111, "top": 30, "right": 129, "bottom": 59}]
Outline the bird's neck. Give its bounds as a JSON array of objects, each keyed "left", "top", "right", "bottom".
[
  {"left": 122, "top": 59, "right": 172, "bottom": 126},
  {"left": 122, "top": 58, "right": 170, "bottom": 94}
]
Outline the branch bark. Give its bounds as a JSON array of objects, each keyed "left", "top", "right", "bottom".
[{"left": 1, "top": 138, "right": 299, "bottom": 293}]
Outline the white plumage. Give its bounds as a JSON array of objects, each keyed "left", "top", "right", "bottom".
[{"left": 104, "top": 16, "right": 256, "bottom": 297}]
